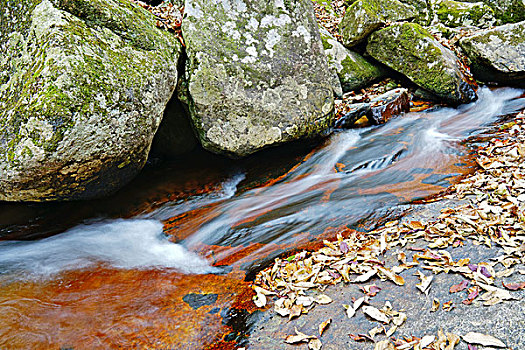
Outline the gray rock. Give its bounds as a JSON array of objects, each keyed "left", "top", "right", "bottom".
[
  {"left": 320, "top": 29, "right": 385, "bottom": 93},
  {"left": 367, "top": 23, "right": 477, "bottom": 105},
  {"left": 182, "top": 0, "right": 335, "bottom": 157},
  {"left": 459, "top": 21, "right": 525, "bottom": 87},
  {"left": 339, "top": 0, "right": 418, "bottom": 48},
  {"left": 0, "top": 0, "right": 181, "bottom": 201}
]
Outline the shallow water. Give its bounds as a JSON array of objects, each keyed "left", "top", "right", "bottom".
[{"left": 0, "top": 87, "right": 524, "bottom": 348}]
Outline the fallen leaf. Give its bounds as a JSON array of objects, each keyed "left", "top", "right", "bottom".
[
  {"left": 315, "top": 294, "right": 333, "bottom": 304},
  {"left": 443, "top": 300, "right": 454, "bottom": 311},
  {"left": 285, "top": 328, "right": 315, "bottom": 344},
  {"left": 502, "top": 281, "right": 525, "bottom": 290},
  {"left": 308, "top": 338, "right": 322, "bottom": 350},
  {"left": 349, "top": 333, "right": 374, "bottom": 342},
  {"left": 374, "top": 339, "right": 395, "bottom": 350},
  {"left": 431, "top": 298, "right": 440, "bottom": 312},
  {"left": 352, "top": 269, "right": 377, "bottom": 283},
  {"left": 318, "top": 318, "right": 331, "bottom": 336},
  {"left": 462, "top": 332, "right": 506, "bottom": 347},
  {"left": 445, "top": 333, "right": 460, "bottom": 350},
  {"left": 289, "top": 304, "right": 303, "bottom": 320},
  {"left": 449, "top": 280, "right": 469, "bottom": 293},
  {"left": 369, "top": 325, "right": 385, "bottom": 338},
  {"left": 420, "top": 335, "right": 435, "bottom": 348},
  {"left": 416, "top": 271, "right": 433, "bottom": 294},
  {"left": 362, "top": 305, "right": 389, "bottom": 323}
]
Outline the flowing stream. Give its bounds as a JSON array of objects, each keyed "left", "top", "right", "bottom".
[{"left": 0, "top": 87, "right": 524, "bottom": 348}]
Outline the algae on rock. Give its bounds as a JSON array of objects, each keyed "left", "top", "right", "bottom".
[
  {"left": 367, "top": 22, "right": 477, "bottom": 104},
  {"left": 320, "top": 29, "right": 385, "bottom": 92},
  {"left": 459, "top": 21, "right": 525, "bottom": 87},
  {"left": 182, "top": 0, "right": 335, "bottom": 157},
  {"left": 0, "top": 0, "right": 181, "bottom": 201},
  {"left": 434, "top": 0, "right": 496, "bottom": 28},
  {"left": 339, "top": 0, "right": 418, "bottom": 47}
]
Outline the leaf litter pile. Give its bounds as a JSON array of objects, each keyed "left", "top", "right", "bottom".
[{"left": 253, "top": 111, "right": 525, "bottom": 349}]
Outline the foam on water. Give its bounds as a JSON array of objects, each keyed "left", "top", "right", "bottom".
[{"left": 0, "top": 219, "right": 216, "bottom": 278}]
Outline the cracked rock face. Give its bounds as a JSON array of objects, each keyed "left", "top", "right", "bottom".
[
  {"left": 459, "top": 21, "right": 525, "bottom": 87},
  {"left": 182, "top": 0, "right": 335, "bottom": 157},
  {"left": 367, "top": 23, "right": 478, "bottom": 105},
  {"left": 0, "top": 0, "right": 181, "bottom": 201}
]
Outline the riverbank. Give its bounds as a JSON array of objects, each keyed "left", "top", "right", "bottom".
[{"left": 250, "top": 108, "right": 525, "bottom": 349}]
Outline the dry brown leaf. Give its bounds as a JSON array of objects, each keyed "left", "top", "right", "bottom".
[
  {"left": 462, "top": 332, "right": 506, "bottom": 347},
  {"left": 315, "top": 294, "right": 333, "bottom": 304},
  {"left": 416, "top": 271, "right": 433, "bottom": 294},
  {"left": 318, "top": 318, "right": 331, "bottom": 336},
  {"left": 285, "top": 328, "right": 315, "bottom": 344},
  {"left": 445, "top": 333, "right": 460, "bottom": 350},
  {"left": 289, "top": 304, "right": 303, "bottom": 320},
  {"left": 420, "top": 335, "right": 435, "bottom": 348},
  {"left": 362, "top": 305, "right": 389, "bottom": 323},
  {"left": 449, "top": 280, "right": 469, "bottom": 293},
  {"left": 374, "top": 339, "right": 395, "bottom": 350},
  {"left": 431, "top": 298, "right": 440, "bottom": 312},
  {"left": 308, "top": 338, "right": 322, "bottom": 350},
  {"left": 352, "top": 269, "right": 377, "bottom": 283}
]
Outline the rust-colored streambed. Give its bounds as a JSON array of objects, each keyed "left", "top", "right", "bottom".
[{"left": 0, "top": 87, "right": 524, "bottom": 349}]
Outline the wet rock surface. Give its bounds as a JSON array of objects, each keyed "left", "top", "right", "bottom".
[
  {"left": 460, "top": 21, "right": 525, "bottom": 87},
  {"left": 367, "top": 23, "right": 478, "bottom": 105},
  {"left": 0, "top": 0, "right": 181, "bottom": 201},
  {"left": 181, "top": 0, "right": 335, "bottom": 157}
]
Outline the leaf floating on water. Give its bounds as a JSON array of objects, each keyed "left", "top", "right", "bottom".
[
  {"left": 362, "top": 305, "right": 389, "bottom": 323},
  {"left": 308, "top": 338, "right": 322, "bottom": 350},
  {"left": 462, "top": 332, "right": 506, "bottom": 348},
  {"left": 449, "top": 280, "right": 469, "bottom": 293},
  {"left": 318, "top": 318, "right": 331, "bottom": 336},
  {"left": 285, "top": 328, "right": 315, "bottom": 344}
]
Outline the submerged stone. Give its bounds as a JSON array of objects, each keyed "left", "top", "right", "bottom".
[
  {"left": 320, "top": 29, "right": 385, "bottom": 93},
  {"left": 0, "top": 0, "right": 181, "bottom": 201},
  {"left": 459, "top": 21, "right": 525, "bottom": 87},
  {"left": 367, "top": 23, "right": 477, "bottom": 105},
  {"left": 339, "top": 0, "right": 418, "bottom": 47},
  {"left": 182, "top": 0, "right": 335, "bottom": 157},
  {"left": 434, "top": 0, "right": 496, "bottom": 28}
]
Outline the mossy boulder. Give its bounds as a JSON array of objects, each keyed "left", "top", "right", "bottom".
[
  {"left": 400, "top": 0, "right": 433, "bottom": 25},
  {"left": 0, "top": 0, "right": 181, "bottom": 201},
  {"left": 182, "top": 0, "right": 335, "bottom": 157},
  {"left": 459, "top": 21, "right": 525, "bottom": 87},
  {"left": 462, "top": 0, "right": 525, "bottom": 23},
  {"left": 367, "top": 23, "right": 477, "bottom": 104},
  {"left": 339, "top": 0, "right": 418, "bottom": 47},
  {"left": 434, "top": 0, "right": 496, "bottom": 28},
  {"left": 320, "top": 29, "right": 385, "bottom": 92}
]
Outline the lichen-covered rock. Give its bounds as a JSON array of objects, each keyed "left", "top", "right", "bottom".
[
  {"left": 339, "top": 0, "right": 418, "bottom": 47},
  {"left": 434, "top": 0, "right": 496, "bottom": 28},
  {"left": 459, "top": 21, "right": 525, "bottom": 87},
  {"left": 462, "top": 0, "right": 525, "bottom": 23},
  {"left": 367, "top": 23, "right": 477, "bottom": 104},
  {"left": 0, "top": 0, "right": 181, "bottom": 201},
  {"left": 400, "top": 0, "right": 433, "bottom": 25},
  {"left": 182, "top": 0, "right": 335, "bottom": 157},
  {"left": 320, "top": 29, "right": 385, "bottom": 92}
]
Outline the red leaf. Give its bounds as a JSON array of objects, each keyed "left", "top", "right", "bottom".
[
  {"left": 502, "top": 281, "right": 525, "bottom": 290},
  {"left": 450, "top": 280, "right": 469, "bottom": 293}
]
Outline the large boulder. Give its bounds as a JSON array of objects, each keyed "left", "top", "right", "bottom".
[
  {"left": 434, "top": 0, "right": 496, "bottom": 28},
  {"left": 182, "top": 0, "right": 335, "bottom": 157},
  {"left": 367, "top": 23, "right": 478, "bottom": 105},
  {"left": 339, "top": 0, "right": 418, "bottom": 48},
  {"left": 462, "top": 0, "right": 525, "bottom": 24},
  {"left": 0, "top": 0, "right": 181, "bottom": 201},
  {"left": 320, "top": 29, "right": 385, "bottom": 93},
  {"left": 459, "top": 21, "right": 525, "bottom": 87}
]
